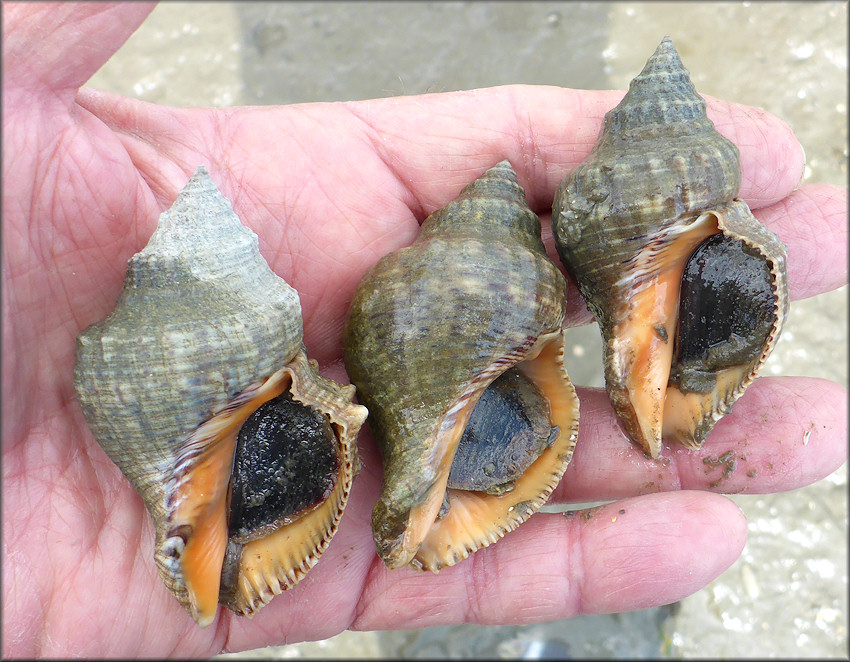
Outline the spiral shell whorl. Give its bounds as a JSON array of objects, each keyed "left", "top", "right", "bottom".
[
  {"left": 420, "top": 160, "right": 545, "bottom": 252},
  {"left": 606, "top": 36, "right": 714, "bottom": 136},
  {"left": 128, "top": 168, "right": 273, "bottom": 285}
]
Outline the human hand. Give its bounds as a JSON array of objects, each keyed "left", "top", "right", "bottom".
[{"left": 3, "top": 2, "right": 846, "bottom": 658}]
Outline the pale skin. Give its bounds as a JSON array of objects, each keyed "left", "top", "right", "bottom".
[{"left": 2, "top": 2, "right": 847, "bottom": 658}]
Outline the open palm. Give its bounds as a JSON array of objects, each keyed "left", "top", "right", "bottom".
[{"left": 3, "top": 3, "right": 846, "bottom": 658}]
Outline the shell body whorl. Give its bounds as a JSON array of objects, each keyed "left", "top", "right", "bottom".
[
  {"left": 344, "top": 160, "right": 579, "bottom": 571},
  {"left": 552, "top": 37, "right": 788, "bottom": 457},
  {"left": 74, "top": 167, "right": 366, "bottom": 626}
]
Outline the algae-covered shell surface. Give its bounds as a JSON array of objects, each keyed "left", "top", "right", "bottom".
[
  {"left": 552, "top": 37, "right": 789, "bottom": 458},
  {"left": 73, "top": 167, "right": 367, "bottom": 626},
  {"left": 343, "top": 160, "right": 580, "bottom": 572}
]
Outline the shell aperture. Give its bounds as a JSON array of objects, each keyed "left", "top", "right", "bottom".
[
  {"left": 73, "top": 167, "right": 367, "bottom": 626},
  {"left": 343, "top": 160, "right": 580, "bottom": 572},
  {"left": 552, "top": 37, "right": 788, "bottom": 457}
]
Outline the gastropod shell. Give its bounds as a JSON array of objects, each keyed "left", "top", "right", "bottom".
[
  {"left": 552, "top": 37, "right": 788, "bottom": 457},
  {"left": 74, "top": 167, "right": 367, "bottom": 626},
  {"left": 344, "top": 160, "right": 580, "bottom": 571}
]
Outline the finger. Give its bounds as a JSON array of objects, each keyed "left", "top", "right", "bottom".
[
  {"left": 350, "top": 491, "right": 745, "bottom": 630},
  {"left": 551, "top": 377, "right": 847, "bottom": 504},
  {"left": 756, "top": 183, "right": 848, "bottom": 300},
  {"left": 79, "top": 84, "right": 804, "bottom": 223},
  {"left": 345, "top": 86, "right": 809, "bottom": 329},
  {"left": 343, "top": 85, "right": 805, "bottom": 215},
  {"left": 73, "top": 87, "right": 833, "bottom": 357},
  {"left": 705, "top": 97, "right": 806, "bottom": 209},
  {"left": 75, "top": 88, "right": 833, "bottom": 321},
  {"left": 2, "top": 2, "right": 156, "bottom": 102}
]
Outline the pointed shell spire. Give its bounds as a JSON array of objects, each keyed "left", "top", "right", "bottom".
[
  {"left": 554, "top": 36, "right": 742, "bottom": 288},
  {"left": 419, "top": 159, "right": 546, "bottom": 249},
  {"left": 606, "top": 36, "right": 719, "bottom": 136}
]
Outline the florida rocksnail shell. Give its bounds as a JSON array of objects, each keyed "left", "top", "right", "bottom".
[
  {"left": 343, "top": 160, "right": 580, "bottom": 572},
  {"left": 73, "top": 167, "right": 367, "bottom": 626},
  {"left": 551, "top": 37, "right": 789, "bottom": 457}
]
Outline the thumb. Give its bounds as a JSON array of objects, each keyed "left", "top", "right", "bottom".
[{"left": 3, "top": 2, "right": 156, "bottom": 101}]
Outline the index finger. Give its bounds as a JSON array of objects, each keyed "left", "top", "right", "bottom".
[
  {"left": 550, "top": 376, "right": 847, "bottom": 504},
  {"left": 342, "top": 84, "right": 805, "bottom": 216}
]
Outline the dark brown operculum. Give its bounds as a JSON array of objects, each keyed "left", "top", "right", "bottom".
[
  {"left": 447, "top": 367, "right": 558, "bottom": 497},
  {"left": 228, "top": 391, "right": 339, "bottom": 543},
  {"left": 219, "top": 390, "right": 340, "bottom": 606},
  {"left": 671, "top": 233, "right": 776, "bottom": 393}
]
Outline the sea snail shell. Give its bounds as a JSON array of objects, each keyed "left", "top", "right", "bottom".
[
  {"left": 73, "top": 167, "right": 367, "bottom": 626},
  {"left": 552, "top": 37, "right": 789, "bottom": 457},
  {"left": 343, "top": 160, "right": 580, "bottom": 572}
]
